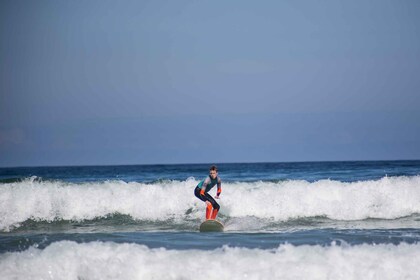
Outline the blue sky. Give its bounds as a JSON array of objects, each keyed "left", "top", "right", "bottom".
[{"left": 1, "top": 0, "right": 420, "bottom": 167}]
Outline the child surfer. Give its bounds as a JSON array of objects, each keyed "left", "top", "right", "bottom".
[{"left": 194, "top": 165, "right": 222, "bottom": 220}]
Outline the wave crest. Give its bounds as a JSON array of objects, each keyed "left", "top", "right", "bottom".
[{"left": 1, "top": 176, "right": 420, "bottom": 231}]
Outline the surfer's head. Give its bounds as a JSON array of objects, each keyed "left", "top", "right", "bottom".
[{"left": 209, "top": 165, "right": 218, "bottom": 179}]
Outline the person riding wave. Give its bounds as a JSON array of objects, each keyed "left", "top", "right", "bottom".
[{"left": 194, "top": 165, "right": 222, "bottom": 220}]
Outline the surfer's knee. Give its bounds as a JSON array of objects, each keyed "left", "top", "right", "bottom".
[{"left": 213, "top": 202, "right": 220, "bottom": 210}]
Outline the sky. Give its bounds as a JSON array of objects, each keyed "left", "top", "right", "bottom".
[{"left": 1, "top": 0, "right": 420, "bottom": 167}]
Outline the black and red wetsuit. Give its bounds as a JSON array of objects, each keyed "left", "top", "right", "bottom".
[{"left": 194, "top": 176, "right": 222, "bottom": 219}]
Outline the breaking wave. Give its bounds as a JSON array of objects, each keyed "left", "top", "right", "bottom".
[{"left": 1, "top": 176, "right": 420, "bottom": 231}]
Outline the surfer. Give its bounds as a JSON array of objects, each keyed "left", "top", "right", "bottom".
[{"left": 194, "top": 165, "right": 222, "bottom": 220}]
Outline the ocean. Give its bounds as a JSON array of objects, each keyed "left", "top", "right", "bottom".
[{"left": 0, "top": 161, "right": 419, "bottom": 279}]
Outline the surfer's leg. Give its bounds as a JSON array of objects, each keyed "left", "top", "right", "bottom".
[
  {"left": 203, "top": 193, "right": 220, "bottom": 219},
  {"left": 206, "top": 201, "right": 213, "bottom": 220},
  {"left": 194, "top": 187, "right": 206, "bottom": 202},
  {"left": 204, "top": 193, "right": 219, "bottom": 211},
  {"left": 195, "top": 187, "right": 213, "bottom": 219},
  {"left": 210, "top": 208, "right": 218, "bottom": 219}
]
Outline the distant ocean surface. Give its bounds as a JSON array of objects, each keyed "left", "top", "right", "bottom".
[{"left": 1, "top": 161, "right": 420, "bottom": 279}]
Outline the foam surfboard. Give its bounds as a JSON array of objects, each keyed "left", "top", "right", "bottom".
[{"left": 199, "top": 219, "right": 224, "bottom": 232}]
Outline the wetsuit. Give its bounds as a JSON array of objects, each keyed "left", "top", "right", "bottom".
[{"left": 194, "top": 176, "right": 222, "bottom": 216}]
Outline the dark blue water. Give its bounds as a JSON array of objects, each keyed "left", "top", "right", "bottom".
[
  {"left": 1, "top": 160, "right": 419, "bottom": 183},
  {"left": 2, "top": 229, "right": 420, "bottom": 254}
]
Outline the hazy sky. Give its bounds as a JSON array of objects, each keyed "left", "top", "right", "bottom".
[{"left": 1, "top": 0, "right": 420, "bottom": 167}]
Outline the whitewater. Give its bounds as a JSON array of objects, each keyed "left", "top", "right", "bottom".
[
  {"left": 1, "top": 242, "right": 419, "bottom": 280},
  {"left": 1, "top": 161, "right": 420, "bottom": 279},
  {"left": 1, "top": 175, "right": 420, "bottom": 232}
]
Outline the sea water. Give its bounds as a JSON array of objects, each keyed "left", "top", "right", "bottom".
[{"left": 0, "top": 161, "right": 419, "bottom": 279}]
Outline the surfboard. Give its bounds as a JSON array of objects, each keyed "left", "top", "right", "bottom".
[{"left": 199, "top": 219, "right": 224, "bottom": 232}]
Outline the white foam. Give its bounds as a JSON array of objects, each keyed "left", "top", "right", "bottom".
[
  {"left": 0, "top": 241, "right": 419, "bottom": 280},
  {"left": 223, "top": 176, "right": 420, "bottom": 221},
  {"left": 1, "top": 176, "right": 420, "bottom": 231}
]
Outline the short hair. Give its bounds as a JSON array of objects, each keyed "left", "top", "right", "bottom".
[{"left": 209, "top": 165, "right": 218, "bottom": 172}]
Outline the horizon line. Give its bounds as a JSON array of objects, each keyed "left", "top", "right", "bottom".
[{"left": 1, "top": 158, "right": 419, "bottom": 169}]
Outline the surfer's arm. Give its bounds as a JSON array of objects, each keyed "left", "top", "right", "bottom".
[
  {"left": 200, "top": 178, "right": 210, "bottom": 197},
  {"left": 216, "top": 178, "right": 222, "bottom": 198}
]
